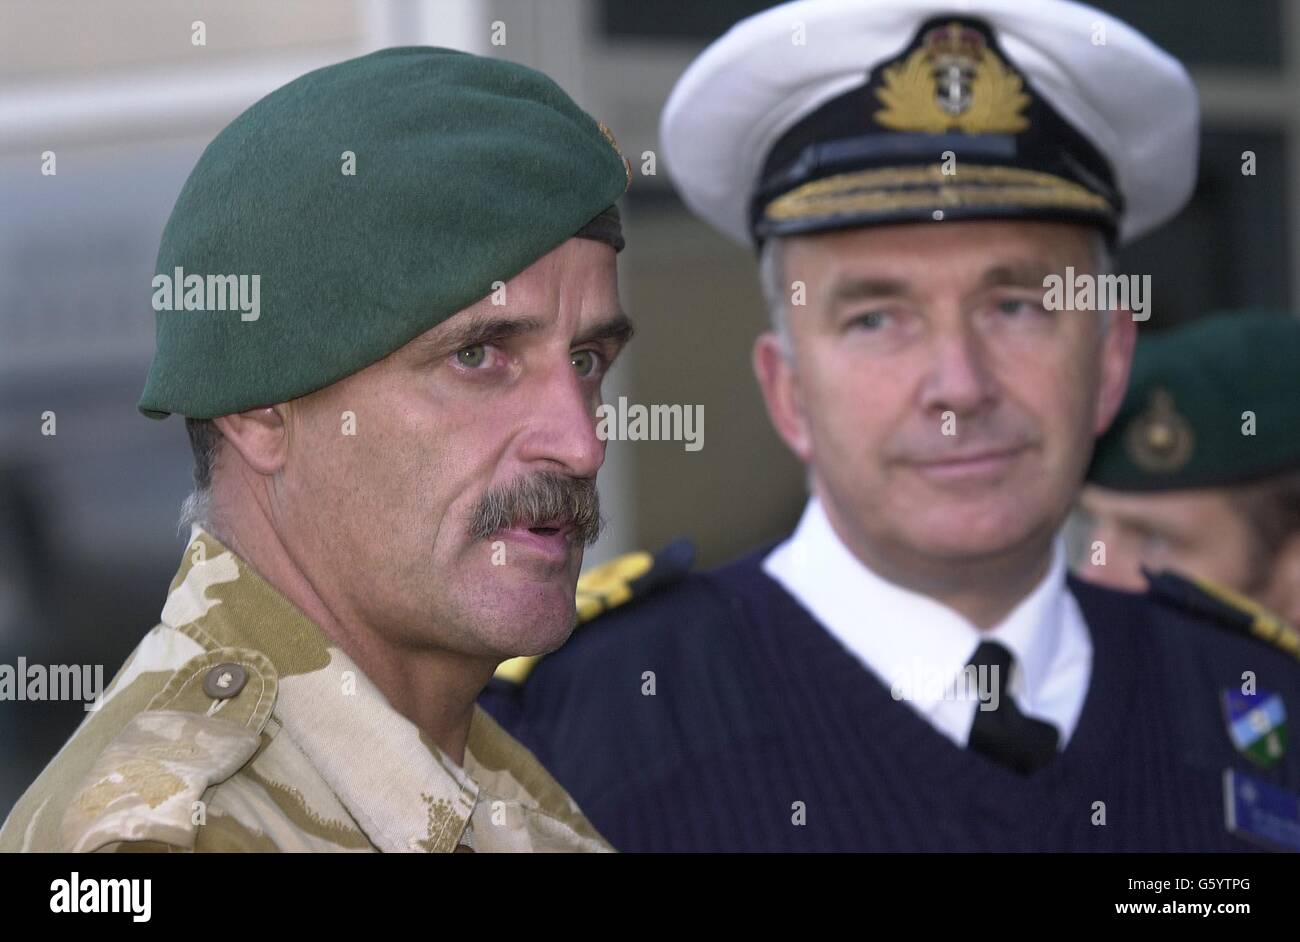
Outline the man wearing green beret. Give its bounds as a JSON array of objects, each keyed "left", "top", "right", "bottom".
[
  {"left": 1078, "top": 311, "right": 1300, "bottom": 629},
  {"left": 0, "top": 47, "right": 633, "bottom": 852}
]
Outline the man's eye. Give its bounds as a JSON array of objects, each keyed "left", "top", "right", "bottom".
[
  {"left": 847, "top": 311, "right": 890, "bottom": 331},
  {"left": 996, "top": 298, "right": 1046, "bottom": 317},
  {"left": 456, "top": 345, "right": 489, "bottom": 368},
  {"left": 571, "top": 349, "right": 602, "bottom": 377}
]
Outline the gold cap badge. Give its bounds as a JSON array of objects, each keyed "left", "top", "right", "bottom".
[
  {"left": 1126, "top": 387, "right": 1195, "bottom": 473},
  {"left": 874, "top": 21, "right": 1030, "bottom": 134},
  {"left": 598, "top": 121, "right": 632, "bottom": 188}
]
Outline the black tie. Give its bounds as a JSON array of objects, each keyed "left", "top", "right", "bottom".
[{"left": 966, "top": 641, "right": 1059, "bottom": 775}]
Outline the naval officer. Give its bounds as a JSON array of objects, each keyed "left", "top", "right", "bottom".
[{"left": 481, "top": 0, "right": 1300, "bottom": 852}]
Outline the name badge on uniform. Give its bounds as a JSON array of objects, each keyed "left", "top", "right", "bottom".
[
  {"left": 1221, "top": 688, "right": 1287, "bottom": 769},
  {"left": 1223, "top": 768, "right": 1300, "bottom": 852}
]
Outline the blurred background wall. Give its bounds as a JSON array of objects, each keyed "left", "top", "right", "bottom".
[{"left": 0, "top": 0, "right": 1295, "bottom": 818}]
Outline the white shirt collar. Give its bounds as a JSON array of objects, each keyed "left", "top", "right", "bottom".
[{"left": 763, "top": 497, "right": 1092, "bottom": 748}]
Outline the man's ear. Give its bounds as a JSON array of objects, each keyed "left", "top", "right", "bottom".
[
  {"left": 212, "top": 406, "right": 291, "bottom": 476},
  {"left": 753, "top": 331, "right": 813, "bottom": 463},
  {"left": 1094, "top": 308, "right": 1137, "bottom": 436},
  {"left": 1263, "top": 533, "right": 1300, "bottom": 628}
]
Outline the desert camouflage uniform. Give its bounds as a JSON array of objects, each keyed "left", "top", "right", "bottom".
[{"left": 0, "top": 527, "right": 611, "bottom": 853}]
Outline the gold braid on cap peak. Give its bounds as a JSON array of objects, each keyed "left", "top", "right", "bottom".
[{"left": 764, "top": 163, "right": 1113, "bottom": 224}]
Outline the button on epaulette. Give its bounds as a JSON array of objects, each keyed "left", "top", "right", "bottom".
[
  {"left": 60, "top": 647, "right": 278, "bottom": 852},
  {"left": 493, "top": 539, "right": 695, "bottom": 685},
  {"left": 1145, "top": 568, "right": 1300, "bottom": 662}
]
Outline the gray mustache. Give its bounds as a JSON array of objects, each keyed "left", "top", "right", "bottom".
[{"left": 468, "top": 472, "right": 604, "bottom": 547}]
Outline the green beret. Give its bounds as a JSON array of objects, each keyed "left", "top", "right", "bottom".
[
  {"left": 1088, "top": 311, "right": 1300, "bottom": 491},
  {"left": 139, "top": 46, "right": 630, "bottom": 419}
]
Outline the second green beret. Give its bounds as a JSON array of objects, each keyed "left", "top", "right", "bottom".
[
  {"left": 139, "top": 46, "right": 630, "bottom": 420},
  {"left": 1088, "top": 311, "right": 1300, "bottom": 491}
]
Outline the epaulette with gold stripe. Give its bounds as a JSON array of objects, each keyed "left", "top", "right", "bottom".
[
  {"left": 1145, "top": 568, "right": 1300, "bottom": 662},
  {"left": 493, "top": 538, "right": 695, "bottom": 685}
]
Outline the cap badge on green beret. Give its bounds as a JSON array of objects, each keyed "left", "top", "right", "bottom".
[
  {"left": 874, "top": 20, "right": 1030, "bottom": 134},
  {"left": 1125, "top": 388, "right": 1195, "bottom": 473},
  {"left": 598, "top": 121, "right": 633, "bottom": 187}
]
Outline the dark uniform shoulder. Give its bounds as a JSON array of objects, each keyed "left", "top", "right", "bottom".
[
  {"left": 1068, "top": 571, "right": 1300, "bottom": 797},
  {"left": 478, "top": 542, "right": 769, "bottom": 781},
  {"left": 1069, "top": 568, "right": 1300, "bottom": 669},
  {"left": 1143, "top": 568, "right": 1300, "bottom": 664},
  {"left": 489, "top": 538, "right": 699, "bottom": 691}
]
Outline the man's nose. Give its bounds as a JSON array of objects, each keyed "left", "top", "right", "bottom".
[
  {"left": 515, "top": 362, "right": 605, "bottom": 478},
  {"left": 918, "top": 319, "right": 998, "bottom": 417}
]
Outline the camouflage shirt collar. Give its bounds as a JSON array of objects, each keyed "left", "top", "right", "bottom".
[{"left": 163, "top": 526, "right": 606, "bottom": 852}]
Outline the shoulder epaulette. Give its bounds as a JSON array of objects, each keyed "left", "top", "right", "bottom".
[
  {"left": 1145, "top": 568, "right": 1300, "bottom": 662},
  {"left": 493, "top": 538, "right": 695, "bottom": 685},
  {"left": 61, "top": 648, "right": 275, "bottom": 851}
]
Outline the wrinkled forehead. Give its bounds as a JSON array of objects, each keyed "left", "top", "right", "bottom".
[{"left": 785, "top": 219, "right": 1099, "bottom": 289}]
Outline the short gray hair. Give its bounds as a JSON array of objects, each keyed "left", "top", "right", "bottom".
[
  {"left": 757, "top": 235, "right": 790, "bottom": 340},
  {"left": 178, "top": 417, "right": 222, "bottom": 534},
  {"left": 758, "top": 228, "right": 1115, "bottom": 353}
]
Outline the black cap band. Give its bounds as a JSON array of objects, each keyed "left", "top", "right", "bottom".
[{"left": 575, "top": 204, "right": 626, "bottom": 253}]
